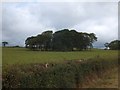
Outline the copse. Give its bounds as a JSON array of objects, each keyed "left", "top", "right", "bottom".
[{"left": 25, "top": 29, "right": 97, "bottom": 51}]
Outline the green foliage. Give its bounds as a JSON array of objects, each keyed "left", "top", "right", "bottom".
[
  {"left": 108, "top": 40, "right": 120, "bottom": 50},
  {"left": 25, "top": 31, "right": 53, "bottom": 50},
  {"left": 3, "top": 56, "right": 118, "bottom": 88},
  {"left": 25, "top": 29, "right": 97, "bottom": 51}
]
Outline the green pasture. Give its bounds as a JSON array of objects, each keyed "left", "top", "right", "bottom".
[{"left": 2, "top": 47, "right": 118, "bottom": 65}]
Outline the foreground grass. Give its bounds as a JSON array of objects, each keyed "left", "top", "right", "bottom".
[
  {"left": 2, "top": 47, "right": 119, "bottom": 88},
  {"left": 2, "top": 47, "right": 118, "bottom": 65},
  {"left": 3, "top": 57, "right": 118, "bottom": 88},
  {"left": 82, "top": 67, "right": 118, "bottom": 88},
  {"left": 94, "top": 68, "right": 118, "bottom": 88}
]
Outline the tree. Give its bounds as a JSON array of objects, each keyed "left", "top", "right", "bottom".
[
  {"left": 108, "top": 40, "right": 120, "bottom": 50},
  {"left": 2, "top": 41, "right": 8, "bottom": 47},
  {"left": 41, "top": 31, "right": 53, "bottom": 50},
  {"left": 104, "top": 43, "right": 109, "bottom": 49},
  {"left": 52, "top": 29, "right": 69, "bottom": 51},
  {"left": 25, "top": 29, "right": 97, "bottom": 51},
  {"left": 25, "top": 36, "right": 37, "bottom": 50},
  {"left": 88, "top": 33, "right": 97, "bottom": 49},
  {"left": 25, "top": 31, "right": 53, "bottom": 51},
  {"left": 52, "top": 29, "right": 97, "bottom": 51}
]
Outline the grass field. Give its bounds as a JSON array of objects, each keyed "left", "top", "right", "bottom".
[
  {"left": 2, "top": 47, "right": 118, "bottom": 65},
  {"left": 2, "top": 47, "right": 119, "bottom": 88}
]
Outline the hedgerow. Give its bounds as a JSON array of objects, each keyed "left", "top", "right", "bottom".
[{"left": 2, "top": 56, "right": 118, "bottom": 88}]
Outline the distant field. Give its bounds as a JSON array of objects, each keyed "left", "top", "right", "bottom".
[{"left": 2, "top": 47, "right": 118, "bottom": 65}]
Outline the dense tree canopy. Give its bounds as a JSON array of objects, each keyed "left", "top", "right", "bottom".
[{"left": 25, "top": 29, "right": 97, "bottom": 51}]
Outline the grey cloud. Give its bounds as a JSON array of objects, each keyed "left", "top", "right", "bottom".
[{"left": 2, "top": 2, "right": 118, "bottom": 47}]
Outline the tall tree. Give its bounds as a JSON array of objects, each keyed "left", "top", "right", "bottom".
[
  {"left": 88, "top": 33, "right": 97, "bottom": 49},
  {"left": 41, "top": 31, "right": 53, "bottom": 50}
]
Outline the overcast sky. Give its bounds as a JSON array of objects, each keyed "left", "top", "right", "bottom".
[{"left": 1, "top": 2, "right": 118, "bottom": 48}]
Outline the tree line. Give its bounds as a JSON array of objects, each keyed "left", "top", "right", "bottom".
[{"left": 25, "top": 29, "right": 97, "bottom": 51}]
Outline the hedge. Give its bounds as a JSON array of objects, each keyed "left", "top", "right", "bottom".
[{"left": 2, "top": 57, "right": 117, "bottom": 88}]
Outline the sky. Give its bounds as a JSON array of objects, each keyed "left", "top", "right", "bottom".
[{"left": 1, "top": 1, "right": 118, "bottom": 48}]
